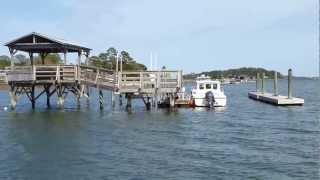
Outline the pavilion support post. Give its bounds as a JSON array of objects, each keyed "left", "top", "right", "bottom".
[
  {"left": 28, "top": 52, "right": 34, "bottom": 66},
  {"left": 9, "top": 48, "right": 16, "bottom": 70},
  {"left": 63, "top": 50, "right": 67, "bottom": 65},
  {"left": 77, "top": 51, "right": 81, "bottom": 66},
  {"left": 40, "top": 53, "right": 47, "bottom": 65}
]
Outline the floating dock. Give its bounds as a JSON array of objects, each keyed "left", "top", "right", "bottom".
[
  {"left": 248, "top": 92, "right": 304, "bottom": 106},
  {"left": 248, "top": 69, "right": 304, "bottom": 106}
]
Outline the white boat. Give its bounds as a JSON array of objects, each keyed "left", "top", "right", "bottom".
[{"left": 191, "top": 75, "right": 227, "bottom": 107}]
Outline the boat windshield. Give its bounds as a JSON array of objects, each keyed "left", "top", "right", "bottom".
[
  {"left": 206, "top": 84, "right": 211, "bottom": 89},
  {"left": 199, "top": 83, "right": 204, "bottom": 90}
]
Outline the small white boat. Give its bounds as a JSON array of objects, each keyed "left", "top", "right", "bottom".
[{"left": 191, "top": 75, "right": 227, "bottom": 107}]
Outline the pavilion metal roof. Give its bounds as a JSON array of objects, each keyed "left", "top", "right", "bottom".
[{"left": 5, "top": 32, "right": 91, "bottom": 54}]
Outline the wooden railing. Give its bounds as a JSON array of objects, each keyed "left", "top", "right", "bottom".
[
  {"left": 80, "top": 65, "right": 115, "bottom": 88},
  {"left": 118, "top": 70, "right": 183, "bottom": 93},
  {"left": 6, "top": 65, "right": 77, "bottom": 82},
  {"left": 5, "top": 65, "right": 183, "bottom": 93}
]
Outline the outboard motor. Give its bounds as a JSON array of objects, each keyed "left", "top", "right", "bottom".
[{"left": 205, "top": 91, "right": 215, "bottom": 108}]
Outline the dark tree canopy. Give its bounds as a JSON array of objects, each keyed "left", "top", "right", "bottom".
[
  {"left": 89, "top": 47, "right": 146, "bottom": 71},
  {"left": 184, "top": 67, "right": 283, "bottom": 80}
]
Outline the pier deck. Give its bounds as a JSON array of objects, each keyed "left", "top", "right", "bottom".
[{"left": 248, "top": 92, "right": 304, "bottom": 106}]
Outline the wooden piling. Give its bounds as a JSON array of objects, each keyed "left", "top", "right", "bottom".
[
  {"left": 256, "top": 73, "right": 260, "bottom": 92},
  {"left": 261, "top": 72, "right": 265, "bottom": 94},
  {"left": 99, "top": 89, "right": 104, "bottom": 110},
  {"left": 9, "top": 85, "right": 17, "bottom": 109},
  {"left": 273, "top": 71, "right": 278, "bottom": 96},
  {"left": 288, "top": 69, "right": 292, "bottom": 99},
  {"left": 126, "top": 94, "right": 132, "bottom": 110},
  {"left": 31, "top": 85, "right": 35, "bottom": 109},
  {"left": 45, "top": 85, "right": 51, "bottom": 108},
  {"left": 111, "top": 91, "right": 115, "bottom": 107}
]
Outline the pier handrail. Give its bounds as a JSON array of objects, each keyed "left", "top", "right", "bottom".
[{"left": 6, "top": 65, "right": 183, "bottom": 94}]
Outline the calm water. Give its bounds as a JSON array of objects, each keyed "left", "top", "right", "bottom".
[{"left": 0, "top": 79, "right": 319, "bottom": 180}]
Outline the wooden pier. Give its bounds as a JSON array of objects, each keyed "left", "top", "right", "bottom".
[
  {"left": 248, "top": 70, "right": 304, "bottom": 106},
  {"left": 4, "top": 32, "right": 183, "bottom": 110}
]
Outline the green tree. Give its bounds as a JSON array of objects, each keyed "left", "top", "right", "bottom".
[
  {"left": 0, "top": 55, "right": 10, "bottom": 69},
  {"left": 44, "top": 54, "right": 62, "bottom": 64},
  {"left": 15, "top": 54, "right": 28, "bottom": 65},
  {"left": 120, "top": 50, "right": 133, "bottom": 63}
]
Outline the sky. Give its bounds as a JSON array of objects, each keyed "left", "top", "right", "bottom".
[{"left": 0, "top": 0, "right": 318, "bottom": 76}]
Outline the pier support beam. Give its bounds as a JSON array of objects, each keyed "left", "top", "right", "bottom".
[
  {"left": 56, "top": 85, "right": 65, "bottom": 108},
  {"left": 119, "top": 94, "right": 123, "bottom": 106},
  {"left": 288, "top": 69, "right": 292, "bottom": 99},
  {"left": 45, "top": 85, "right": 51, "bottom": 108},
  {"left": 111, "top": 91, "right": 115, "bottom": 107},
  {"left": 142, "top": 96, "right": 151, "bottom": 111},
  {"left": 126, "top": 94, "right": 132, "bottom": 110},
  {"left": 31, "top": 85, "right": 35, "bottom": 109},
  {"left": 169, "top": 94, "right": 175, "bottom": 108},
  {"left": 99, "top": 89, "right": 104, "bottom": 110},
  {"left": 9, "top": 86, "right": 17, "bottom": 109}
]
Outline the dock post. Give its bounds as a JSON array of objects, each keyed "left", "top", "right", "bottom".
[
  {"left": 99, "top": 89, "right": 104, "bottom": 110},
  {"left": 261, "top": 72, "right": 265, "bottom": 94},
  {"left": 9, "top": 85, "right": 17, "bottom": 110},
  {"left": 256, "top": 73, "right": 260, "bottom": 92},
  {"left": 45, "top": 85, "right": 51, "bottom": 108},
  {"left": 111, "top": 91, "right": 115, "bottom": 107},
  {"left": 273, "top": 71, "right": 278, "bottom": 96},
  {"left": 288, "top": 69, "right": 292, "bottom": 99},
  {"left": 169, "top": 94, "right": 175, "bottom": 108},
  {"left": 119, "top": 94, "right": 123, "bottom": 106},
  {"left": 126, "top": 94, "right": 132, "bottom": 110},
  {"left": 86, "top": 86, "right": 90, "bottom": 105},
  {"left": 57, "top": 85, "right": 65, "bottom": 108},
  {"left": 146, "top": 97, "right": 151, "bottom": 111},
  {"left": 31, "top": 85, "right": 35, "bottom": 109}
]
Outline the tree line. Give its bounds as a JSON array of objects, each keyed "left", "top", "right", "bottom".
[
  {"left": 0, "top": 54, "right": 62, "bottom": 69},
  {"left": 0, "top": 47, "right": 147, "bottom": 71},
  {"left": 184, "top": 67, "right": 284, "bottom": 79}
]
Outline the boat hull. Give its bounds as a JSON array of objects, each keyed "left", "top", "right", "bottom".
[{"left": 194, "top": 97, "right": 227, "bottom": 107}]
